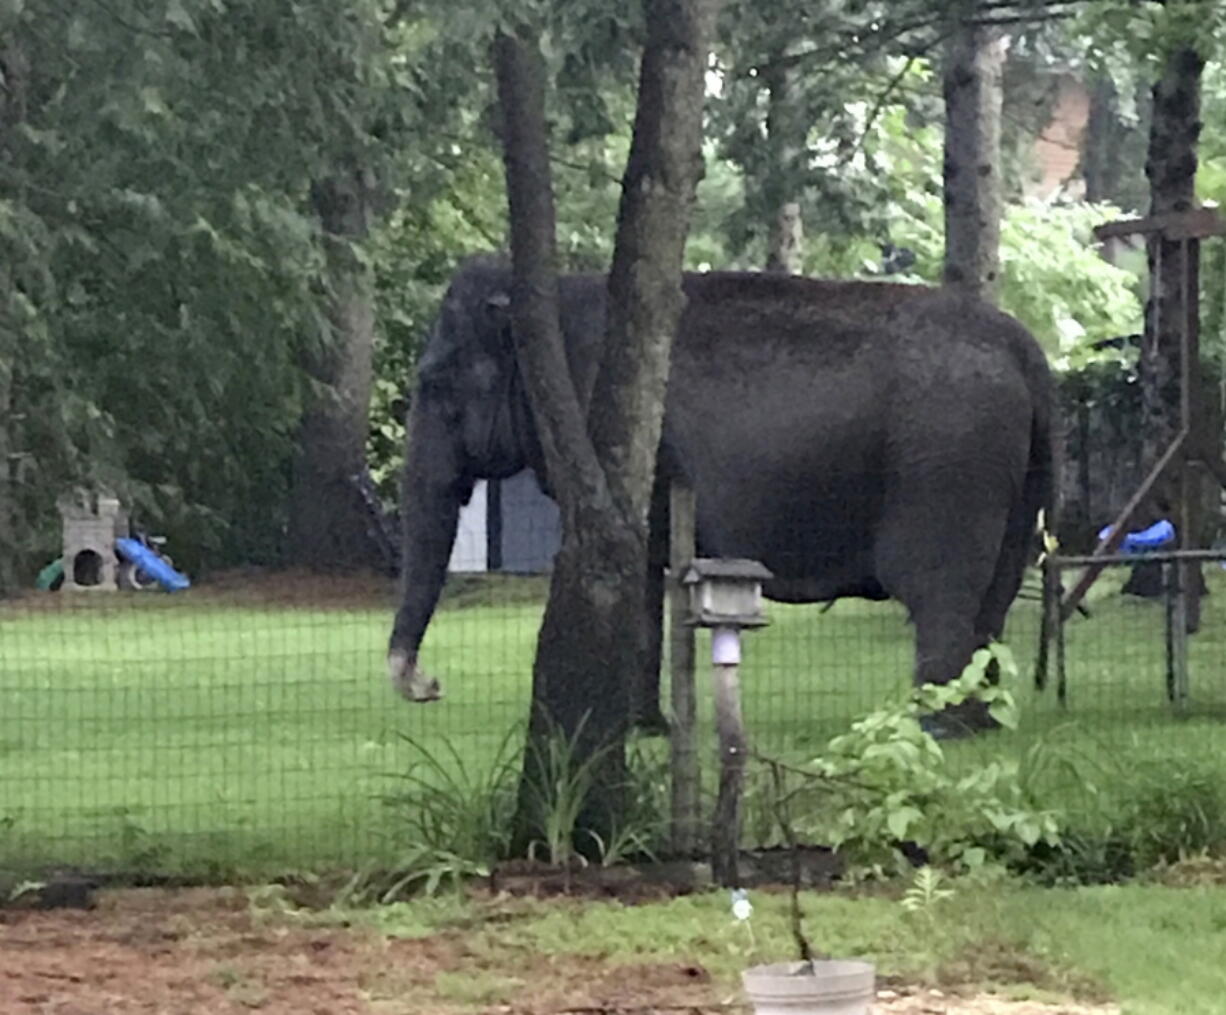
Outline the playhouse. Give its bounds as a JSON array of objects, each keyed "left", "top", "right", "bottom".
[
  {"left": 57, "top": 488, "right": 126, "bottom": 590},
  {"left": 46, "top": 488, "right": 190, "bottom": 592},
  {"left": 449, "top": 469, "right": 560, "bottom": 574}
]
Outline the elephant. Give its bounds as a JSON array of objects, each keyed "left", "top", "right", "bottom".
[{"left": 387, "top": 256, "right": 1055, "bottom": 738}]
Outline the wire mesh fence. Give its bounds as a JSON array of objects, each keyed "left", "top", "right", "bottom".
[{"left": 3, "top": 517, "right": 1226, "bottom": 882}]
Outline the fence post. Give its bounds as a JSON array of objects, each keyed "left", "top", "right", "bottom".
[
  {"left": 1164, "top": 560, "right": 1190, "bottom": 708},
  {"left": 668, "top": 481, "right": 699, "bottom": 855}
]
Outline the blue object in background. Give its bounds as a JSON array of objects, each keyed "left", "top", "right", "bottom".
[
  {"left": 1097, "top": 518, "right": 1175, "bottom": 554},
  {"left": 114, "top": 537, "right": 191, "bottom": 592}
]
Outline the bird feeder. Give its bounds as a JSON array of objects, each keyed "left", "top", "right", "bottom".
[
  {"left": 681, "top": 558, "right": 772, "bottom": 629},
  {"left": 682, "top": 558, "right": 772, "bottom": 667},
  {"left": 679, "top": 556, "right": 772, "bottom": 889}
]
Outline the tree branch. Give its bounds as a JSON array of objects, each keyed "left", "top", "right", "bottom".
[
  {"left": 491, "top": 27, "right": 607, "bottom": 525},
  {"left": 743, "top": 0, "right": 1081, "bottom": 78},
  {"left": 589, "top": 0, "right": 719, "bottom": 524},
  {"left": 853, "top": 55, "right": 919, "bottom": 157}
]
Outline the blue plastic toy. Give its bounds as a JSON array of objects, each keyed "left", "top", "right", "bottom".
[
  {"left": 1097, "top": 518, "right": 1175, "bottom": 554},
  {"left": 115, "top": 537, "right": 191, "bottom": 592}
]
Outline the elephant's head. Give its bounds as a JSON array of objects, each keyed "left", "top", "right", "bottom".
[
  {"left": 415, "top": 263, "right": 536, "bottom": 481},
  {"left": 386, "top": 259, "right": 536, "bottom": 702}
]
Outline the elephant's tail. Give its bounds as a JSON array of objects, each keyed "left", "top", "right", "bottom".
[
  {"left": 1030, "top": 367, "right": 1059, "bottom": 691},
  {"left": 1027, "top": 368, "right": 1058, "bottom": 548}
]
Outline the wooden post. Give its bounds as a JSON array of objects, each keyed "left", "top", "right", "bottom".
[
  {"left": 1055, "top": 566, "right": 1068, "bottom": 706},
  {"left": 1164, "top": 560, "right": 1189, "bottom": 709},
  {"left": 710, "top": 628, "right": 747, "bottom": 887},
  {"left": 668, "top": 481, "right": 699, "bottom": 855}
]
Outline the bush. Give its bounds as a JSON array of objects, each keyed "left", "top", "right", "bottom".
[{"left": 762, "top": 646, "right": 1063, "bottom": 878}]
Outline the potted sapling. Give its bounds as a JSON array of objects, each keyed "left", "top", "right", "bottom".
[{"left": 737, "top": 759, "right": 875, "bottom": 1015}]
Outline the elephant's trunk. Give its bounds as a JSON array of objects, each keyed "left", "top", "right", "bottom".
[{"left": 387, "top": 394, "right": 469, "bottom": 702}]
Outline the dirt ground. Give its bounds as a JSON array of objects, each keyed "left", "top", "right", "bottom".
[{"left": 0, "top": 888, "right": 1121, "bottom": 1015}]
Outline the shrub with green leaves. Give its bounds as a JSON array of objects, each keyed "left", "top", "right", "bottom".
[{"left": 768, "top": 646, "right": 1062, "bottom": 878}]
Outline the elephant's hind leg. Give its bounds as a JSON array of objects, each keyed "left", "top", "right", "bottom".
[{"left": 876, "top": 493, "right": 1010, "bottom": 739}]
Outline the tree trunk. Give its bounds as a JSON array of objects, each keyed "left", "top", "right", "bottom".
[
  {"left": 942, "top": 16, "right": 1005, "bottom": 303},
  {"left": 0, "top": 265, "right": 14, "bottom": 598},
  {"left": 1139, "top": 46, "right": 1204, "bottom": 628},
  {"left": 493, "top": 0, "right": 717, "bottom": 854},
  {"left": 766, "top": 202, "right": 803, "bottom": 275},
  {"left": 1081, "top": 75, "right": 1150, "bottom": 213},
  {"left": 1083, "top": 76, "right": 1127, "bottom": 205},
  {"left": 286, "top": 168, "right": 379, "bottom": 571},
  {"left": 763, "top": 59, "right": 803, "bottom": 275},
  {"left": 1141, "top": 46, "right": 1202, "bottom": 478},
  {"left": 0, "top": 37, "right": 27, "bottom": 596}
]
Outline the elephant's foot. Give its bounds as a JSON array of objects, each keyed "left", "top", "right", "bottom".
[
  {"left": 632, "top": 708, "right": 671, "bottom": 737},
  {"left": 919, "top": 698, "right": 1000, "bottom": 741}
]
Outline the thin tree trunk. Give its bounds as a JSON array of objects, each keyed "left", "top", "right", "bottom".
[
  {"left": 287, "top": 167, "right": 379, "bottom": 571},
  {"left": 0, "top": 262, "right": 14, "bottom": 597},
  {"left": 942, "top": 16, "right": 1006, "bottom": 303},
  {"left": 1141, "top": 46, "right": 1203, "bottom": 476},
  {"left": 1138, "top": 46, "right": 1205, "bottom": 626},
  {"left": 1082, "top": 76, "right": 1125, "bottom": 205},
  {"left": 766, "top": 202, "right": 803, "bottom": 274},
  {"left": 763, "top": 59, "right": 803, "bottom": 275},
  {"left": 1081, "top": 75, "right": 1150, "bottom": 213},
  {"left": 493, "top": 0, "right": 717, "bottom": 853},
  {"left": 493, "top": 27, "right": 630, "bottom": 849}
]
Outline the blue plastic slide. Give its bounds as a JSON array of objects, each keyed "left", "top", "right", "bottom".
[
  {"left": 115, "top": 537, "right": 191, "bottom": 592},
  {"left": 1096, "top": 518, "right": 1175, "bottom": 554}
]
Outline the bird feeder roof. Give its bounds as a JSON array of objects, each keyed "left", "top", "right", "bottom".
[{"left": 681, "top": 558, "right": 773, "bottom": 584}]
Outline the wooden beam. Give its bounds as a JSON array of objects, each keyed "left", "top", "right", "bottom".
[
  {"left": 1060, "top": 429, "right": 1186, "bottom": 619},
  {"left": 1093, "top": 206, "right": 1226, "bottom": 242}
]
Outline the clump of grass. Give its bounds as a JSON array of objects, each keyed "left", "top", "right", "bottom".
[
  {"left": 359, "top": 725, "right": 521, "bottom": 899},
  {"left": 520, "top": 716, "right": 666, "bottom": 869},
  {"left": 1017, "top": 751, "right": 1226, "bottom": 886},
  {"left": 1115, "top": 757, "right": 1226, "bottom": 868},
  {"left": 351, "top": 717, "right": 671, "bottom": 901}
]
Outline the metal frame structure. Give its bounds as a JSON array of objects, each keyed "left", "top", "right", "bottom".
[
  {"left": 1044, "top": 548, "right": 1226, "bottom": 708},
  {"left": 1043, "top": 207, "right": 1226, "bottom": 708}
]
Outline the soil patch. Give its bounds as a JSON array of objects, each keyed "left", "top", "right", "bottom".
[{"left": 0, "top": 888, "right": 1120, "bottom": 1015}]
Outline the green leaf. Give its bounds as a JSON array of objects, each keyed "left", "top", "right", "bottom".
[
  {"left": 960, "top": 846, "right": 987, "bottom": 869},
  {"left": 165, "top": 0, "right": 198, "bottom": 34},
  {"left": 140, "top": 87, "right": 169, "bottom": 116},
  {"left": 887, "top": 806, "right": 922, "bottom": 840}
]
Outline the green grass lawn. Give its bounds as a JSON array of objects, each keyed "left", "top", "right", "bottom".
[
  {"left": 2, "top": 565, "right": 1225, "bottom": 877},
  {"left": 498, "top": 881, "right": 1226, "bottom": 1015}
]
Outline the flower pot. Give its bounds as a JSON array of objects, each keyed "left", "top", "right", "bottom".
[{"left": 742, "top": 960, "right": 875, "bottom": 1015}]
